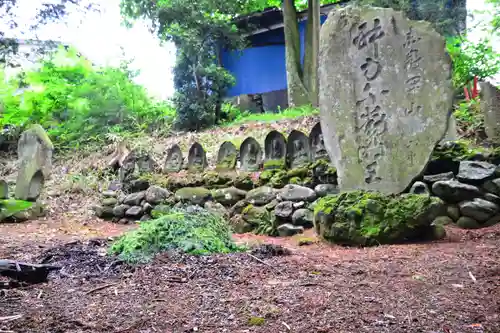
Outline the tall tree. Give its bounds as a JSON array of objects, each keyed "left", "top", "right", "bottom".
[
  {"left": 0, "top": 0, "right": 98, "bottom": 66},
  {"left": 121, "top": 0, "right": 247, "bottom": 129},
  {"left": 255, "top": 0, "right": 334, "bottom": 107}
]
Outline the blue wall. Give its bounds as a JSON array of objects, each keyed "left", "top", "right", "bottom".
[{"left": 223, "top": 15, "right": 327, "bottom": 97}]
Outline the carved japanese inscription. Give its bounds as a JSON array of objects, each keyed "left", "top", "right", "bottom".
[{"left": 319, "top": 6, "right": 453, "bottom": 193}]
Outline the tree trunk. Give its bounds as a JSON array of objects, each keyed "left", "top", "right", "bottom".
[
  {"left": 303, "top": 0, "right": 320, "bottom": 107},
  {"left": 282, "top": 0, "right": 309, "bottom": 107},
  {"left": 0, "top": 259, "right": 61, "bottom": 284}
]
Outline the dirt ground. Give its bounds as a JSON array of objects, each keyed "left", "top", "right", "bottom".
[{"left": 1, "top": 218, "right": 499, "bottom": 333}]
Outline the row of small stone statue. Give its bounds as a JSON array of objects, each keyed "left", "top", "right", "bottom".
[{"left": 164, "top": 122, "right": 329, "bottom": 172}]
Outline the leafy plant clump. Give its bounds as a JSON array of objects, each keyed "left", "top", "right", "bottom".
[
  {"left": 0, "top": 46, "right": 175, "bottom": 151},
  {"left": 109, "top": 207, "right": 245, "bottom": 263}
]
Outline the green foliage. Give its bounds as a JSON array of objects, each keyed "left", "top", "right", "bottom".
[
  {"left": 0, "top": 47, "right": 175, "bottom": 150},
  {"left": 224, "top": 105, "right": 319, "bottom": 126},
  {"left": 446, "top": 37, "right": 500, "bottom": 89},
  {"left": 254, "top": 210, "right": 279, "bottom": 236},
  {"left": 121, "top": 0, "right": 247, "bottom": 131},
  {"left": 247, "top": 317, "right": 266, "bottom": 326},
  {"left": 109, "top": 207, "right": 245, "bottom": 263},
  {"left": 0, "top": 199, "right": 33, "bottom": 221},
  {"left": 453, "top": 99, "right": 484, "bottom": 137},
  {"left": 354, "top": 0, "right": 466, "bottom": 36},
  {"left": 485, "top": 0, "right": 500, "bottom": 35}
]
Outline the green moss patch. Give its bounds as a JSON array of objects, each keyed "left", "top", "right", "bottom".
[
  {"left": 314, "top": 191, "right": 444, "bottom": 246},
  {"left": 0, "top": 199, "right": 34, "bottom": 222},
  {"left": 263, "top": 158, "right": 286, "bottom": 170},
  {"left": 109, "top": 207, "right": 245, "bottom": 263}
]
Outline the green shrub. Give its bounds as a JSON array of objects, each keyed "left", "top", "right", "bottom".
[
  {"left": 0, "top": 46, "right": 176, "bottom": 151},
  {"left": 109, "top": 207, "right": 245, "bottom": 263},
  {"left": 446, "top": 36, "right": 500, "bottom": 89}
]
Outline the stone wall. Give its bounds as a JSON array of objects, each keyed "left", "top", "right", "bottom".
[
  {"left": 94, "top": 122, "right": 337, "bottom": 236},
  {"left": 94, "top": 122, "right": 500, "bottom": 236}
]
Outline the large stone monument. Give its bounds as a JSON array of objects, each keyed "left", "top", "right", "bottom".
[
  {"left": 480, "top": 82, "right": 500, "bottom": 144},
  {"left": 164, "top": 144, "right": 183, "bottom": 173},
  {"left": 187, "top": 142, "right": 207, "bottom": 171},
  {"left": 240, "top": 137, "right": 263, "bottom": 171},
  {"left": 319, "top": 5, "right": 453, "bottom": 193},
  {"left": 15, "top": 125, "right": 53, "bottom": 201}
]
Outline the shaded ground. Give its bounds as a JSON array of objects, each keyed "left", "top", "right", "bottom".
[{"left": 1, "top": 220, "right": 499, "bottom": 333}]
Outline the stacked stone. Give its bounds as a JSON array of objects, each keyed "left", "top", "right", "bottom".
[{"left": 410, "top": 160, "right": 500, "bottom": 229}]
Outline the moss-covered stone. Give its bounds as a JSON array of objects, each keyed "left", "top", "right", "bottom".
[
  {"left": 211, "top": 187, "right": 247, "bottom": 206},
  {"left": 174, "top": 187, "right": 212, "bottom": 205},
  {"left": 314, "top": 191, "right": 445, "bottom": 246},
  {"left": 0, "top": 199, "right": 35, "bottom": 222},
  {"left": 258, "top": 169, "right": 278, "bottom": 185},
  {"left": 310, "top": 159, "right": 337, "bottom": 184},
  {"left": 241, "top": 204, "right": 267, "bottom": 226},
  {"left": 289, "top": 177, "right": 302, "bottom": 185},
  {"left": 263, "top": 158, "right": 286, "bottom": 170},
  {"left": 268, "top": 170, "right": 289, "bottom": 188},
  {"left": 234, "top": 174, "right": 254, "bottom": 191},
  {"left": 287, "top": 167, "right": 311, "bottom": 179},
  {"left": 202, "top": 171, "right": 233, "bottom": 187}
]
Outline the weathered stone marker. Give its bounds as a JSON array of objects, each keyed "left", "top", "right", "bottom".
[
  {"left": 480, "top": 82, "right": 500, "bottom": 144},
  {"left": 309, "top": 123, "right": 330, "bottom": 161},
  {"left": 287, "top": 130, "right": 310, "bottom": 168},
  {"left": 319, "top": 5, "right": 453, "bottom": 194},
  {"left": 0, "top": 179, "right": 8, "bottom": 199},
  {"left": 216, "top": 141, "right": 238, "bottom": 170},
  {"left": 187, "top": 142, "right": 207, "bottom": 171},
  {"left": 15, "top": 125, "right": 53, "bottom": 201},
  {"left": 240, "top": 137, "right": 263, "bottom": 171},
  {"left": 264, "top": 131, "right": 287, "bottom": 169},
  {"left": 164, "top": 144, "right": 183, "bottom": 173}
]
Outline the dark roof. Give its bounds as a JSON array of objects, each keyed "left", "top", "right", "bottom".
[{"left": 236, "top": 1, "right": 350, "bottom": 36}]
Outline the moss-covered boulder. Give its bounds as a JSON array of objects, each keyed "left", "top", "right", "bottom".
[
  {"left": 202, "top": 171, "right": 233, "bottom": 187},
  {"left": 246, "top": 186, "right": 279, "bottom": 205},
  {"left": 211, "top": 187, "right": 247, "bottom": 206},
  {"left": 175, "top": 187, "right": 212, "bottom": 205},
  {"left": 234, "top": 174, "right": 254, "bottom": 191},
  {"left": 314, "top": 191, "right": 445, "bottom": 246},
  {"left": 229, "top": 214, "right": 254, "bottom": 234},
  {"left": 0, "top": 199, "right": 39, "bottom": 223}
]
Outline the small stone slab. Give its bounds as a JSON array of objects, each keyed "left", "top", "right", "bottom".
[
  {"left": 309, "top": 123, "right": 329, "bottom": 162},
  {"left": 216, "top": 141, "right": 238, "bottom": 170},
  {"left": 287, "top": 130, "right": 311, "bottom": 169},
  {"left": 15, "top": 125, "right": 53, "bottom": 201},
  {"left": 319, "top": 6, "right": 453, "bottom": 194},
  {"left": 164, "top": 144, "right": 183, "bottom": 173},
  {"left": 480, "top": 82, "right": 500, "bottom": 144},
  {"left": 240, "top": 137, "right": 263, "bottom": 172},
  {"left": 264, "top": 131, "right": 287, "bottom": 169},
  {"left": 0, "top": 180, "right": 8, "bottom": 199},
  {"left": 187, "top": 142, "right": 207, "bottom": 171}
]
